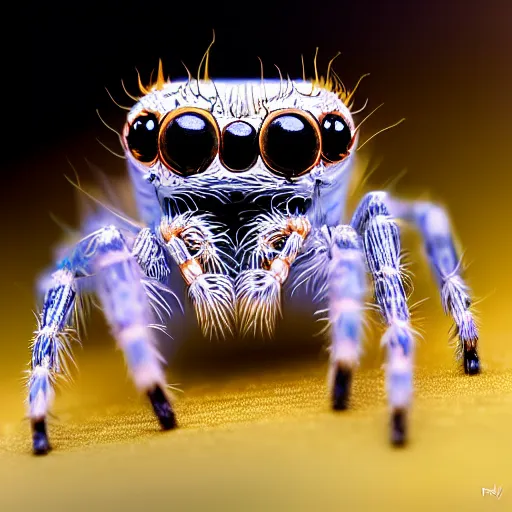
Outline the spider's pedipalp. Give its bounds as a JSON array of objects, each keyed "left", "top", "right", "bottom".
[
  {"left": 189, "top": 273, "right": 236, "bottom": 338},
  {"left": 236, "top": 269, "right": 282, "bottom": 338},
  {"left": 160, "top": 212, "right": 236, "bottom": 338},
  {"left": 236, "top": 211, "right": 311, "bottom": 337}
]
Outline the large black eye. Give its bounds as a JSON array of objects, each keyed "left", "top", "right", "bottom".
[
  {"left": 321, "top": 112, "right": 353, "bottom": 162},
  {"left": 221, "top": 121, "right": 258, "bottom": 172},
  {"left": 260, "top": 109, "right": 321, "bottom": 178},
  {"left": 125, "top": 112, "right": 159, "bottom": 163},
  {"left": 159, "top": 108, "right": 219, "bottom": 176}
]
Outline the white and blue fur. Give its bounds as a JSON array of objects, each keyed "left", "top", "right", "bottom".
[{"left": 28, "top": 78, "right": 480, "bottom": 451}]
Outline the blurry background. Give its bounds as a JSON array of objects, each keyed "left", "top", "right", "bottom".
[{"left": 1, "top": 1, "right": 511, "bottom": 509}]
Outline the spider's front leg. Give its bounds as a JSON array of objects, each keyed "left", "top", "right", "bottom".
[
  {"left": 388, "top": 198, "right": 480, "bottom": 374},
  {"left": 351, "top": 192, "right": 415, "bottom": 445},
  {"left": 29, "top": 263, "right": 77, "bottom": 454},
  {"left": 324, "top": 225, "right": 367, "bottom": 411},
  {"left": 28, "top": 226, "right": 175, "bottom": 455}
]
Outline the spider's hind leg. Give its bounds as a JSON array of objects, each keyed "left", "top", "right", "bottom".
[{"left": 389, "top": 199, "right": 480, "bottom": 374}]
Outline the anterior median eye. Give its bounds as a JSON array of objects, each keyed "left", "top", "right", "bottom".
[
  {"left": 159, "top": 108, "right": 220, "bottom": 176},
  {"left": 125, "top": 112, "right": 159, "bottom": 163},
  {"left": 259, "top": 109, "right": 321, "bottom": 178},
  {"left": 221, "top": 121, "right": 258, "bottom": 172},
  {"left": 320, "top": 112, "right": 353, "bottom": 163}
]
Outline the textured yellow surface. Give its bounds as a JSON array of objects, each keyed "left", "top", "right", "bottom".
[{"left": 1, "top": 335, "right": 512, "bottom": 511}]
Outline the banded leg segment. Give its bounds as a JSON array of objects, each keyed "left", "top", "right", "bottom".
[
  {"left": 327, "top": 226, "right": 367, "bottom": 410},
  {"left": 89, "top": 226, "right": 175, "bottom": 429},
  {"left": 352, "top": 192, "right": 415, "bottom": 445},
  {"left": 29, "top": 264, "right": 77, "bottom": 454},
  {"left": 388, "top": 199, "right": 480, "bottom": 373},
  {"left": 132, "top": 227, "right": 171, "bottom": 283}
]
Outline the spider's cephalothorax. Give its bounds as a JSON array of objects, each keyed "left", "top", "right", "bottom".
[
  {"left": 123, "top": 79, "right": 359, "bottom": 339},
  {"left": 26, "top": 73, "right": 480, "bottom": 455}
]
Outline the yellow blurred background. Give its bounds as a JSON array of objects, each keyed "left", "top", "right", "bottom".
[{"left": 1, "top": 1, "right": 512, "bottom": 510}]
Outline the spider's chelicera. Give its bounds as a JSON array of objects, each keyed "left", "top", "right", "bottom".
[{"left": 26, "top": 68, "right": 481, "bottom": 455}]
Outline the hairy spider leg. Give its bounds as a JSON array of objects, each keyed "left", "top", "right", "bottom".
[
  {"left": 388, "top": 199, "right": 480, "bottom": 374},
  {"left": 29, "top": 264, "right": 77, "bottom": 454},
  {"left": 351, "top": 192, "right": 415, "bottom": 446},
  {"left": 92, "top": 226, "right": 175, "bottom": 432},
  {"left": 132, "top": 227, "right": 172, "bottom": 282},
  {"left": 326, "top": 225, "right": 367, "bottom": 410},
  {"left": 28, "top": 225, "right": 175, "bottom": 455}
]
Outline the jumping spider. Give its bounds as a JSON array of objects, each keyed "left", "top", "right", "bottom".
[{"left": 27, "top": 62, "right": 480, "bottom": 455}]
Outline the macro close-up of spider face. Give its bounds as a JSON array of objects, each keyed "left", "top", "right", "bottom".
[
  {"left": 123, "top": 75, "right": 357, "bottom": 225},
  {"left": 4, "top": 2, "right": 512, "bottom": 509},
  {"left": 118, "top": 74, "right": 364, "bottom": 344},
  {"left": 24, "top": 64, "right": 481, "bottom": 457},
  {"left": 124, "top": 77, "right": 356, "bottom": 180}
]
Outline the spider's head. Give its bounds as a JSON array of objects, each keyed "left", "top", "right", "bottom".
[{"left": 122, "top": 76, "right": 359, "bottom": 222}]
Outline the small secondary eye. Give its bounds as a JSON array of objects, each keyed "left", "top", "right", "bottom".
[
  {"left": 259, "top": 109, "right": 321, "bottom": 178},
  {"left": 320, "top": 112, "right": 353, "bottom": 163},
  {"left": 221, "top": 121, "right": 258, "bottom": 172},
  {"left": 159, "top": 108, "right": 219, "bottom": 176},
  {"left": 125, "top": 112, "right": 159, "bottom": 163}
]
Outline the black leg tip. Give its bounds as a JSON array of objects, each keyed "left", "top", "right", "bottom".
[
  {"left": 332, "top": 367, "right": 352, "bottom": 411},
  {"left": 391, "top": 409, "right": 407, "bottom": 447},
  {"left": 148, "top": 386, "right": 177, "bottom": 431},
  {"left": 32, "top": 419, "right": 51, "bottom": 456},
  {"left": 464, "top": 348, "right": 480, "bottom": 375}
]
